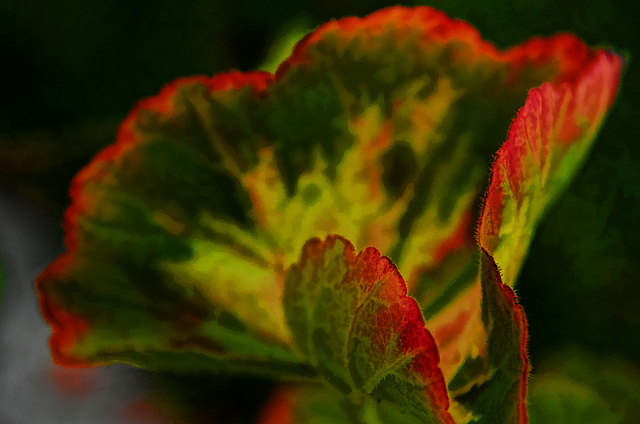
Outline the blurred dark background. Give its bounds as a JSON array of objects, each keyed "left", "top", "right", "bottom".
[{"left": 0, "top": 0, "right": 638, "bottom": 422}]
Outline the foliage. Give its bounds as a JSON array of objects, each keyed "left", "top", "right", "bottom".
[{"left": 35, "top": 6, "right": 623, "bottom": 423}]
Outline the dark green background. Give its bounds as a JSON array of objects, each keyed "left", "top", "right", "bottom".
[{"left": 1, "top": 0, "right": 637, "bottom": 422}]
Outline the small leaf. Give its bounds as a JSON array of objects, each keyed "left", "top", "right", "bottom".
[{"left": 284, "top": 235, "right": 454, "bottom": 424}]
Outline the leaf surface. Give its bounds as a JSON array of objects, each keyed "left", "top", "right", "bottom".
[
  {"left": 36, "top": 74, "right": 315, "bottom": 375},
  {"left": 284, "top": 235, "right": 453, "bottom": 423},
  {"left": 460, "top": 250, "right": 529, "bottom": 424},
  {"left": 445, "top": 51, "right": 623, "bottom": 423},
  {"left": 478, "top": 51, "right": 624, "bottom": 285}
]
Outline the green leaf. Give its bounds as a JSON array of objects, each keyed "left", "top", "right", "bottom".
[
  {"left": 445, "top": 250, "right": 529, "bottom": 424},
  {"left": 477, "top": 51, "right": 624, "bottom": 286},
  {"left": 36, "top": 78, "right": 311, "bottom": 374},
  {"left": 444, "top": 51, "right": 623, "bottom": 424},
  {"left": 437, "top": 50, "right": 624, "bottom": 422},
  {"left": 35, "top": 6, "right": 623, "bottom": 405},
  {"left": 283, "top": 235, "right": 454, "bottom": 423}
]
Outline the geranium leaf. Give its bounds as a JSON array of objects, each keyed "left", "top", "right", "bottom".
[
  {"left": 35, "top": 5, "right": 623, "bottom": 392},
  {"left": 444, "top": 52, "right": 623, "bottom": 423},
  {"left": 478, "top": 51, "right": 624, "bottom": 285},
  {"left": 258, "top": 10, "right": 610, "bottom": 319},
  {"left": 36, "top": 73, "right": 316, "bottom": 376},
  {"left": 283, "top": 235, "right": 454, "bottom": 423},
  {"left": 430, "top": 50, "right": 624, "bottom": 411}
]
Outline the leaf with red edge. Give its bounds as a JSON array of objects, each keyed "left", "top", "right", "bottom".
[
  {"left": 283, "top": 235, "right": 454, "bottom": 424},
  {"left": 478, "top": 51, "right": 624, "bottom": 286},
  {"left": 32, "top": 5, "right": 625, "bottom": 423},
  {"left": 426, "top": 49, "right": 624, "bottom": 390},
  {"left": 472, "top": 249, "right": 529, "bottom": 424},
  {"left": 36, "top": 74, "right": 317, "bottom": 376},
  {"left": 444, "top": 47, "right": 623, "bottom": 424}
]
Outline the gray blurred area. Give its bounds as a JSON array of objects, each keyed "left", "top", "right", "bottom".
[{"left": 0, "top": 187, "right": 165, "bottom": 424}]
